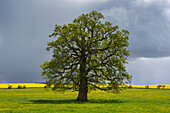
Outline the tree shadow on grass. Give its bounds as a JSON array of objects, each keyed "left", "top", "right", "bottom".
[{"left": 30, "top": 99, "right": 123, "bottom": 104}]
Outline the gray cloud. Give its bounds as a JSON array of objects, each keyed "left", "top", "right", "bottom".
[
  {"left": 0, "top": 0, "right": 108, "bottom": 82},
  {"left": 101, "top": 0, "right": 170, "bottom": 58},
  {"left": 0, "top": 0, "right": 170, "bottom": 84},
  {"left": 127, "top": 57, "right": 170, "bottom": 84},
  {"left": 0, "top": 34, "right": 2, "bottom": 49}
]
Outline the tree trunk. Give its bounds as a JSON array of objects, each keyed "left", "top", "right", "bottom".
[
  {"left": 76, "top": 47, "right": 88, "bottom": 101},
  {"left": 76, "top": 77, "right": 88, "bottom": 101}
]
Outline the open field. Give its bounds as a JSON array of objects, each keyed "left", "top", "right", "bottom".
[
  {"left": 0, "top": 87, "right": 169, "bottom": 113},
  {"left": 0, "top": 83, "right": 170, "bottom": 89},
  {"left": 129, "top": 84, "right": 170, "bottom": 89},
  {"left": 0, "top": 83, "right": 46, "bottom": 89}
]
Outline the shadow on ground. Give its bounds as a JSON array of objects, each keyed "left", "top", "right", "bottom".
[{"left": 30, "top": 99, "right": 123, "bottom": 104}]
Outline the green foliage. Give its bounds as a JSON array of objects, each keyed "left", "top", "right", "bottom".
[
  {"left": 17, "top": 85, "right": 23, "bottom": 89},
  {"left": 145, "top": 85, "right": 149, "bottom": 89},
  {"left": 41, "top": 10, "right": 131, "bottom": 94}
]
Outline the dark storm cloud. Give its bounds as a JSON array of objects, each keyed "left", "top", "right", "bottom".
[
  {"left": 0, "top": 0, "right": 108, "bottom": 82},
  {"left": 99, "top": 0, "right": 170, "bottom": 84},
  {"left": 101, "top": 0, "right": 170, "bottom": 58},
  {"left": 0, "top": 0, "right": 170, "bottom": 83}
]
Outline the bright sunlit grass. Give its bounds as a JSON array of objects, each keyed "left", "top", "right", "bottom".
[{"left": 0, "top": 88, "right": 169, "bottom": 112}]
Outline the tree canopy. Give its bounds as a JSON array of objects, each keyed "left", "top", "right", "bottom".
[{"left": 41, "top": 11, "right": 132, "bottom": 101}]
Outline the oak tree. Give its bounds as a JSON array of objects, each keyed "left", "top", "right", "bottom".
[{"left": 41, "top": 11, "right": 132, "bottom": 101}]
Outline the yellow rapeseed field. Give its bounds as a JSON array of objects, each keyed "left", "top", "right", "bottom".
[
  {"left": 130, "top": 84, "right": 170, "bottom": 89},
  {"left": 0, "top": 83, "right": 46, "bottom": 88},
  {"left": 0, "top": 83, "right": 169, "bottom": 89}
]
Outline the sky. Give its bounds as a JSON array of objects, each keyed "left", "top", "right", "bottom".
[{"left": 0, "top": 0, "right": 170, "bottom": 84}]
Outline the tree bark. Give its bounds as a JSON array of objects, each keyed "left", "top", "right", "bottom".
[
  {"left": 76, "top": 77, "right": 88, "bottom": 101},
  {"left": 76, "top": 43, "right": 88, "bottom": 101}
]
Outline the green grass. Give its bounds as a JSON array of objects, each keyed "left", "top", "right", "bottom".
[{"left": 0, "top": 88, "right": 169, "bottom": 113}]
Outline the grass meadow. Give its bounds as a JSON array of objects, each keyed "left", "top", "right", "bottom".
[{"left": 0, "top": 84, "right": 169, "bottom": 113}]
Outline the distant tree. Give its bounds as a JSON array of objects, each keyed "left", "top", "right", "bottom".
[
  {"left": 23, "top": 85, "right": 26, "bottom": 89},
  {"left": 162, "top": 85, "right": 165, "bottom": 89},
  {"left": 41, "top": 11, "right": 132, "bottom": 101},
  {"left": 128, "top": 85, "right": 132, "bottom": 88},
  {"left": 8, "top": 85, "right": 12, "bottom": 89},
  {"left": 145, "top": 85, "right": 149, "bottom": 89},
  {"left": 17, "top": 85, "right": 22, "bottom": 89},
  {"left": 157, "top": 85, "right": 161, "bottom": 89}
]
